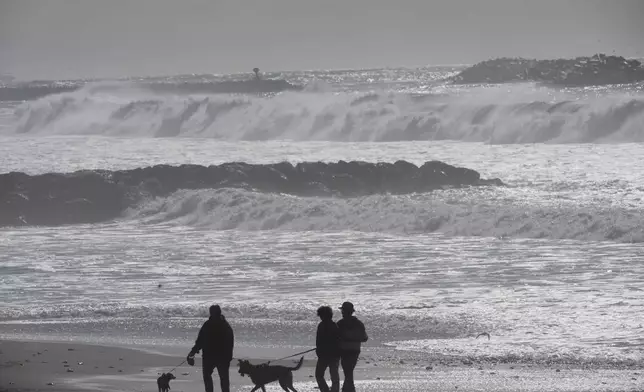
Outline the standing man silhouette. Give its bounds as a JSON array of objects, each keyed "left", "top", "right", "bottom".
[
  {"left": 187, "top": 305, "right": 234, "bottom": 392},
  {"left": 337, "top": 302, "right": 368, "bottom": 392}
]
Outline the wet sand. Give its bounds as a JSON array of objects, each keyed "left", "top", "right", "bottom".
[{"left": 1, "top": 340, "right": 642, "bottom": 392}]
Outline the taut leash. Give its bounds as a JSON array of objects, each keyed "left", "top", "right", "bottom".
[
  {"left": 272, "top": 347, "right": 316, "bottom": 361},
  {"left": 166, "top": 359, "right": 187, "bottom": 374}
]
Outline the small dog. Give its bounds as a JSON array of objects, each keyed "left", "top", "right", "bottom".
[
  {"left": 157, "top": 372, "right": 176, "bottom": 392},
  {"left": 238, "top": 356, "right": 303, "bottom": 392}
]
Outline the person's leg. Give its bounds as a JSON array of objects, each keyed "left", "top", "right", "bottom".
[
  {"left": 202, "top": 359, "right": 216, "bottom": 392},
  {"left": 216, "top": 360, "right": 231, "bottom": 392},
  {"left": 329, "top": 357, "right": 340, "bottom": 392},
  {"left": 315, "top": 357, "right": 330, "bottom": 392},
  {"left": 340, "top": 352, "right": 359, "bottom": 392}
]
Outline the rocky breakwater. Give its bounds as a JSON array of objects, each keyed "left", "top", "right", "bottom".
[
  {"left": 0, "top": 79, "right": 303, "bottom": 103},
  {"left": 0, "top": 160, "right": 503, "bottom": 227},
  {"left": 146, "top": 78, "right": 302, "bottom": 95},
  {"left": 452, "top": 54, "right": 644, "bottom": 86},
  {"left": 0, "top": 80, "right": 81, "bottom": 102}
]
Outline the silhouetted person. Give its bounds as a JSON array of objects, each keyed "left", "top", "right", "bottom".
[
  {"left": 337, "top": 302, "right": 368, "bottom": 392},
  {"left": 253, "top": 67, "right": 261, "bottom": 80},
  {"left": 188, "top": 305, "right": 234, "bottom": 392},
  {"left": 315, "top": 306, "right": 340, "bottom": 392}
]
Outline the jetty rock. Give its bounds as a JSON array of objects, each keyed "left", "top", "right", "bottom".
[{"left": 0, "top": 160, "right": 503, "bottom": 227}]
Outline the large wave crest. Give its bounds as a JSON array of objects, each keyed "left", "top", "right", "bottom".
[
  {"left": 126, "top": 188, "right": 644, "bottom": 243},
  {"left": 5, "top": 83, "right": 644, "bottom": 143}
]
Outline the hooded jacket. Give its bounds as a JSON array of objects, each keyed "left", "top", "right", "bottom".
[
  {"left": 191, "top": 315, "right": 234, "bottom": 361},
  {"left": 337, "top": 316, "right": 368, "bottom": 353}
]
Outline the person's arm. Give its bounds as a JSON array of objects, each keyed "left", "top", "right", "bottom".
[
  {"left": 330, "top": 322, "right": 340, "bottom": 341},
  {"left": 358, "top": 320, "right": 368, "bottom": 342},
  {"left": 336, "top": 319, "right": 345, "bottom": 341},
  {"left": 331, "top": 322, "right": 341, "bottom": 354},
  {"left": 315, "top": 323, "right": 323, "bottom": 354},
  {"left": 225, "top": 321, "right": 234, "bottom": 361},
  {"left": 189, "top": 323, "right": 206, "bottom": 356}
]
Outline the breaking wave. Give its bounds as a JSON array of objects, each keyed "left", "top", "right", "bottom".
[
  {"left": 4, "top": 83, "right": 644, "bottom": 143},
  {"left": 125, "top": 188, "right": 644, "bottom": 243}
]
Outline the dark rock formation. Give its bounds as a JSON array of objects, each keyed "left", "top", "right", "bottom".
[
  {"left": 452, "top": 54, "right": 644, "bottom": 86},
  {"left": 0, "top": 160, "right": 503, "bottom": 227}
]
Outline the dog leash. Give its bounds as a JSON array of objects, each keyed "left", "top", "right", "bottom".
[
  {"left": 165, "top": 359, "right": 187, "bottom": 374},
  {"left": 180, "top": 348, "right": 317, "bottom": 368},
  {"left": 258, "top": 348, "right": 317, "bottom": 365},
  {"left": 272, "top": 348, "right": 316, "bottom": 361},
  {"left": 237, "top": 347, "right": 316, "bottom": 365}
]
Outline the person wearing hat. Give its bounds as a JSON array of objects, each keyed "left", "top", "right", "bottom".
[
  {"left": 315, "top": 305, "right": 341, "bottom": 392},
  {"left": 187, "top": 305, "right": 235, "bottom": 392},
  {"left": 336, "top": 301, "right": 368, "bottom": 392}
]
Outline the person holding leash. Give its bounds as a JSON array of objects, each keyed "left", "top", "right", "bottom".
[
  {"left": 187, "top": 305, "right": 234, "bottom": 392},
  {"left": 315, "top": 305, "right": 341, "bottom": 392}
]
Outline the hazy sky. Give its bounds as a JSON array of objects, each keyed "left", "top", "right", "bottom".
[{"left": 1, "top": 0, "right": 643, "bottom": 80}]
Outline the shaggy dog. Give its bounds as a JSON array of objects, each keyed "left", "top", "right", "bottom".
[{"left": 238, "top": 356, "right": 303, "bottom": 392}]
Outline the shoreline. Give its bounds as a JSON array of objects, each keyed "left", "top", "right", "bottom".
[{"left": 2, "top": 339, "right": 642, "bottom": 392}]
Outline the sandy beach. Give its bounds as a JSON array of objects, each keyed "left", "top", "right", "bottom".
[{"left": 2, "top": 339, "right": 642, "bottom": 392}]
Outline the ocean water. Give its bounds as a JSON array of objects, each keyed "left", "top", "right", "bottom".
[{"left": 1, "top": 67, "right": 643, "bottom": 374}]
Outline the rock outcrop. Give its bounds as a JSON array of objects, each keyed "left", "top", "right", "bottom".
[
  {"left": 452, "top": 54, "right": 644, "bottom": 86},
  {"left": 0, "top": 160, "right": 503, "bottom": 226}
]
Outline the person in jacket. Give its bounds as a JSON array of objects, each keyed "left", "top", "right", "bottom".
[
  {"left": 187, "top": 305, "right": 234, "bottom": 392},
  {"left": 315, "top": 306, "right": 340, "bottom": 392},
  {"left": 336, "top": 302, "right": 368, "bottom": 392}
]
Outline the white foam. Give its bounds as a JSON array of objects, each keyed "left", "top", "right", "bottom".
[
  {"left": 5, "top": 83, "right": 644, "bottom": 143},
  {"left": 124, "top": 188, "right": 644, "bottom": 242}
]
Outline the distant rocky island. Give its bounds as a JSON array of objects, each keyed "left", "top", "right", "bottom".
[{"left": 451, "top": 54, "right": 644, "bottom": 86}]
